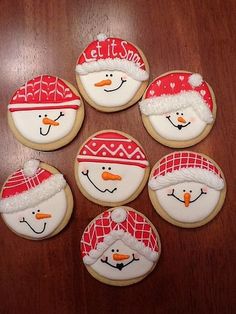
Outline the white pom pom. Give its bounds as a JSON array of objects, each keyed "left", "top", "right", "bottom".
[
  {"left": 97, "top": 33, "right": 108, "bottom": 41},
  {"left": 188, "top": 73, "right": 203, "bottom": 87},
  {"left": 111, "top": 208, "right": 127, "bottom": 223},
  {"left": 23, "top": 159, "right": 40, "bottom": 177}
]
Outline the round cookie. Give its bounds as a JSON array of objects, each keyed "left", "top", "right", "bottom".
[
  {"left": 148, "top": 151, "right": 226, "bottom": 228},
  {"left": 139, "top": 71, "right": 216, "bottom": 148},
  {"left": 0, "top": 160, "right": 73, "bottom": 240},
  {"left": 74, "top": 130, "right": 150, "bottom": 206},
  {"left": 81, "top": 206, "right": 161, "bottom": 286},
  {"left": 8, "top": 75, "right": 84, "bottom": 151},
  {"left": 75, "top": 33, "right": 149, "bottom": 112}
]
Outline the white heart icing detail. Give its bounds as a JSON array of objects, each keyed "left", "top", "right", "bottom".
[
  {"left": 156, "top": 80, "right": 161, "bottom": 86},
  {"left": 179, "top": 76, "right": 184, "bottom": 81},
  {"left": 149, "top": 90, "right": 155, "bottom": 96},
  {"left": 170, "top": 82, "right": 175, "bottom": 89},
  {"left": 200, "top": 90, "right": 206, "bottom": 96}
]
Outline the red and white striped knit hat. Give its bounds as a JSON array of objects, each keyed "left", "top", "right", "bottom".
[
  {"left": 0, "top": 160, "right": 66, "bottom": 213},
  {"left": 77, "top": 131, "right": 149, "bottom": 168},
  {"left": 149, "top": 152, "right": 224, "bottom": 191},
  {"left": 139, "top": 72, "right": 214, "bottom": 123},
  {"left": 8, "top": 75, "right": 80, "bottom": 112},
  {"left": 75, "top": 34, "right": 149, "bottom": 81},
  {"left": 81, "top": 207, "right": 159, "bottom": 265}
]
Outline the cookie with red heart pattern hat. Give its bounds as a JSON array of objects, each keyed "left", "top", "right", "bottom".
[
  {"left": 139, "top": 70, "right": 216, "bottom": 148},
  {"left": 0, "top": 160, "right": 73, "bottom": 239},
  {"left": 74, "top": 130, "right": 150, "bottom": 206},
  {"left": 148, "top": 151, "right": 226, "bottom": 228},
  {"left": 8, "top": 75, "right": 84, "bottom": 151},
  {"left": 81, "top": 206, "right": 161, "bottom": 286},
  {"left": 75, "top": 33, "right": 149, "bottom": 112}
]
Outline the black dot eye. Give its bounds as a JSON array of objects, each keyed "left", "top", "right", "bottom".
[
  {"left": 176, "top": 112, "right": 179, "bottom": 115},
  {"left": 106, "top": 74, "right": 108, "bottom": 77},
  {"left": 32, "top": 211, "right": 35, "bottom": 215},
  {"left": 116, "top": 249, "right": 119, "bottom": 252},
  {"left": 181, "top": 113, "right": 184, "bottom": 115},
  {"left": 108, "top": 167, "right": 111, "bottom": 170},
  {"left": 110, "top": 74, "right": 113, "bottom": 77},
  {"left": 183, "top": 189, "right": 186, "bottom": 192},
  {"left": 111, "top": 249, "right": 115, "bottom": 252},
  {"left": 37, "top": 209, "right": 40, "bottom": 212},
  {"left": 44, "top": 114, "right": 47, "bottom": 117},
  {"left": 39, "top": 115, "right": 41, "bottom": 118},
  {"left": 102, "top": 166, "right": 105, "bottom": 170},
  {"left": 190, "top": 190, "right": 192, "bottom": 193}
]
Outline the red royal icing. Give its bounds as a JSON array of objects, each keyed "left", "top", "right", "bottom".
[
  {"left": 77, "top": 37, "right": 146, "bottom": 70},
  {"left": 145, "top": 72, "right": 213, "bottom": 112}
]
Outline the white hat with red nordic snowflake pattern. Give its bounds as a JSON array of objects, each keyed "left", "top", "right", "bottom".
[
  {"left": 81, "top": 207, "right": 159, "bottom": 265},
  {"left": 149, "top": 151, "right": 224, "bottom": 191}
]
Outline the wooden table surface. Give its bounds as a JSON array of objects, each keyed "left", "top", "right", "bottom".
[{"left": 0, "top": 1, "right": 235, "bottom": 313}]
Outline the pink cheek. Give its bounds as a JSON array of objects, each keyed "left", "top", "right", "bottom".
[
  {"left": 81, "top": 165, "right": 88, "bottom": 172},
  {"left": 202, "top": 186, "right": 208, "bottom": 193},
  {"left": 18, "top": 216, "right": 23, "bottom": 222},
  {"left": 189, "top": 117, "right": 196, "bottom": 123},
  {"left": 133, "top": 253, "right": 139, "bottom": 259},
  {"left": 122, "top": 75, "right": 127, "bottom": 80},
  {"left": 166, "top": 188, "right": 172, "bottom": 194}
]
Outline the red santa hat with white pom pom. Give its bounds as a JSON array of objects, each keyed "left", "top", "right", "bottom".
[
  {"left": 81, "top": 207, "right": 160, "bottom": 265},
  {"left": 0, "top": 160, "right": 66, "bottom": 213},
  {"left": 75, "top": 34, "right": 149, "bottom": 81},
  {"left": 139, "top": 71, "right": 214, "bottom": 123}
]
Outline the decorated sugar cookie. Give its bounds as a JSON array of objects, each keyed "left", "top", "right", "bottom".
[
  {"left": 81, "top": 206, "right": 161, "bottom": 286},
  {"left": 0, "top": 160, "right": 73, "bottom": 239},
  {"left": 139, "top": 71, "right": 216, "bottom": 148},
  {"left": 75, "top": 34, "right": 149, "bottom": 112},
  {"left": 8, "top": 75, "right": 84, "bottom": 151},
  {"left": 75, "top": 130, "right": 149, "bottom": 206},
  {"left": 148, "top": 152, "right": 226, "bottom": 228}
]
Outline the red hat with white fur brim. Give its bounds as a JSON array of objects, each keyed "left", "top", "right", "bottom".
[
  {"left": 139, "top": 72, "right": 214, "bottom": 123},
  {"left": 149, "top": 151, "right": 224, "bottom": 191},
  {"left": 0, "top": 160, "right": 66, "bottom": 213},
  {"left": 75, "top": 34, "right": 149, "bottom": 82},
  {"left": 81, "top": 207, "right": 159, "bottom": 265}
]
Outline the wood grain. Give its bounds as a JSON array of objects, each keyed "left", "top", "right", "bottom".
[{"left": 0, "top": 1, "right": 235, "bottom": 313}]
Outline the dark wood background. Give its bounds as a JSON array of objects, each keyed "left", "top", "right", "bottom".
[{"left": 0, "top": 1, "right": 235, "bottom": 313}]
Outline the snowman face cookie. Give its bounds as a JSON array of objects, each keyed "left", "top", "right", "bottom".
[
  {"left": 75, "top": 130, "right": 149, "bottom": 206},
  {"left": 148, "top": 152, "right": 226, "bottom": 228},
  {"left": 76, "top": 34, "right": 149, "bottom": 112},
  {"left": 0, "top": 160, "right": 73, "bottom": 239},
  {"left": 81, "top": 207, "right": 161, "bottom": 286},
  {"left": 8, "top": 75, "right": 84, "bottom": 151},
  {"left": 139, "top": 71, "right": 216, "bottom": 148}
]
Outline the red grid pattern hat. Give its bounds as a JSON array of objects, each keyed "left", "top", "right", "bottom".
[
  {"left": 75, "top": 34, "right": 149, "bottom": 81},
  {"left": 149, "top": 151, "right": 224, "bottom": 191},
  {"left": 81, "top": 207, "right": 159, "bottom": 265},
  {"left": 139, "top": 72, "right": 214, "bottom": 123},
  {"left": 8, "top": 75, "right": 80, "bottom": 112},
  {"left": 77, "top": 131, "right": 149, "bottom": 168},
  {"left": 0, "top": 160, "right": 66, "bottom": 213}
]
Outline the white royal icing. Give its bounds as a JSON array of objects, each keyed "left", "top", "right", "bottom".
[
  {"left": 155, "top": 181, "right": 221, "bottom": 223},
  {"left": 2, "top": 190, "right": 67, "bottom": 239},
  {"left": 11, "top": 108, "right": 77, "bottom": 144},
  {"left": 78, "top": 162, "right": 146, "bottom": 203},
  {"left": 148, "top": 107, "right": 207, "bottom": 141},
  {"left": 79, "top": 70, "right": 141, "bottom": 108},
  {"left": 90, "top": 239, "right": 155, "bottom": 280}
]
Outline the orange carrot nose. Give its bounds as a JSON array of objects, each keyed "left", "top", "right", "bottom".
[
  {"left": 113, "top": 253, "right": 130, "bottom": 261},
  {"left": 42, "top": 117, "right": 59, "bottom": 126},
  {"left": 101, "top": 171, "right": 122, "bottom": 181},
  {"left": 35, "top": 213, "right": 52, "bottom": 220},
  {"left": 184, "top": 192, "right": 191, "bottom": 207},
  {"left": 177, "top": 116, "right": 187, "bottom": 124},
  {"left": 94, "top": 79, "right": 112, "bottom": 87}
]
